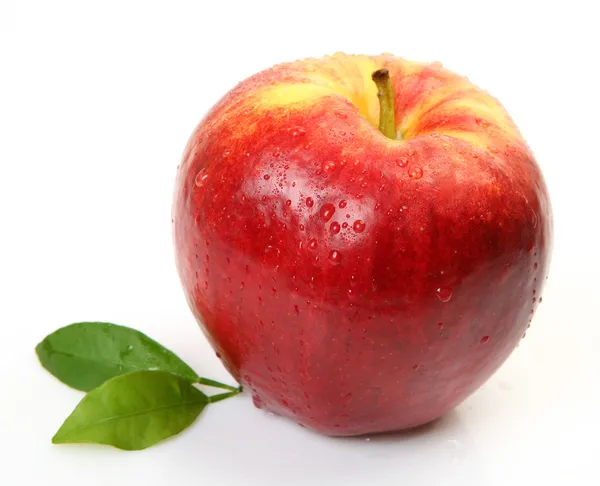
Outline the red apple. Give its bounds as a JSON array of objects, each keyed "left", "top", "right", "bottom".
[{"left": 172, "top": 53, "right": 552, "bottom": 436}]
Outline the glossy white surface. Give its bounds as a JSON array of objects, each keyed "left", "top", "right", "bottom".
[{"left": 1, "top": 0, "right": 598, "bottom": 484}]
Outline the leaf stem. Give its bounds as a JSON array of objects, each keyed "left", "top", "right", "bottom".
[
  {"left": 207, "top": 386, "right": 243, "bottom": 404},
  {"left": 197, "top": 377, "right": 239, "bottom": 391}
]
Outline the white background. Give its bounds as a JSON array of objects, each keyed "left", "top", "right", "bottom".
[{"left": 1, "top": 0, "right": 599, "bottom": 484}]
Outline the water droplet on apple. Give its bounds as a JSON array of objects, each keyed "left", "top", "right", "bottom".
[
  {"left": 412, "top": 364, "right": 420, "bottom": 371},
  {"left": 337, "top": 200, "right": 347, "bottom": 209},
  {"left": 374, "top": 202, "right": 382, "bottom": 211},
  {"left": 322, "top": 160, "right": 336, "bottom": 172},
  {"left": 344, "top": 392, "right": 353, "bottom": 401},
  {"left": 342, "top": 222, "right": 348, "bottom": 229},
  {"left": 244, "top": 374, "right": 252, "bottom": 384},
  {"left": 252, "top": 395, "right": 263, "bottom": 408},
  {"left": 353, "top": 220, "right": 366, "bottom": 233},
  {"left": 308, "top": 238, "right": 318, "bottom": 250},
  {"left": 409, "top": 165, "right": 424, "bottom": 179},
  {"left": 438, "top": 322, "right": 444, "bottom": 330},
  {"left": 320, "top": 203, "right": 335, "bottom": 222},
  {"left": 264, "top": 245, "right": 280, "bottom": 257},
  {"left": 334, "top": 110, "right": 348, "bottom": 119},
  {"left": 294, "top": 304, "right": 300, "bottom": 315},
  {"left": 435, "top": 286, "right": 453, "bottom": 302},
  {"left": 328, "top": 250, "right": 342, "bottom": 265},
  {"left": 290, "top": 127, "right": 306, "bottom": 137},
  {"left": 306, "top": 197, "right": 314, "bottom": 208},
  {"left": 475, "top": 117, "right": 489, "bottom": 128},
  {"left": 240, "top": 282, "right": 245, "bottom": 290},
  {"left": 285, "top": 199, "right": 292, "bottom": 206},
  {"left": 330, "top": 222, "right": 341, "bottom": 234},
  {"left": 195, "top": 170, "right": 208, "bottom": 186},
  {"left": 263, "top": 174, "right": 270, "bottom": 180},
  {"left": 539, "top": 297, "right": 543, "bottom": 303},
  {"left": 480, "top": 336, "right": 490, "bottom": 344},
  {"left": 534, "top": 262, "right": 538, "bottom": 270},
  {"left": 396, "top": 157, "right": 408, "bottom": 168}
]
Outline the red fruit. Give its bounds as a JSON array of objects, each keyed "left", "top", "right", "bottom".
[{"left": 172, "top": 54, "right": 552, "bottom": 436}]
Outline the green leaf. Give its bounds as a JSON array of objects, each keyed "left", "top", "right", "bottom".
[
  {"left": 52, "top": 371, "right": 208, "bottom": 450},
  {"left": 36, "top": 322, "right": 200, "bottom": 391}
]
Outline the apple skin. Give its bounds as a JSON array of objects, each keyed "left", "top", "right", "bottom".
[{"left": 172, "top": 54, "right": 552, "bottom": 436}]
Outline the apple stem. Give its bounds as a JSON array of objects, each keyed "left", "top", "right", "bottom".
[{"left": 371, "top": 68, "right": 397, "bottom": 139}]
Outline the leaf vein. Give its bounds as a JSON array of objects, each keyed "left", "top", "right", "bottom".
[{"left": 59, "top": 398, "right": 206, "bottom": 435}]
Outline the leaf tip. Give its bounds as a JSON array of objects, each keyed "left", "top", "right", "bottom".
[
  {"left": 51, "top": 421, "right": 72, "bottom": 445},
  {"left": 51, "top": 432, "right": 65, "bottom": 444}
]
